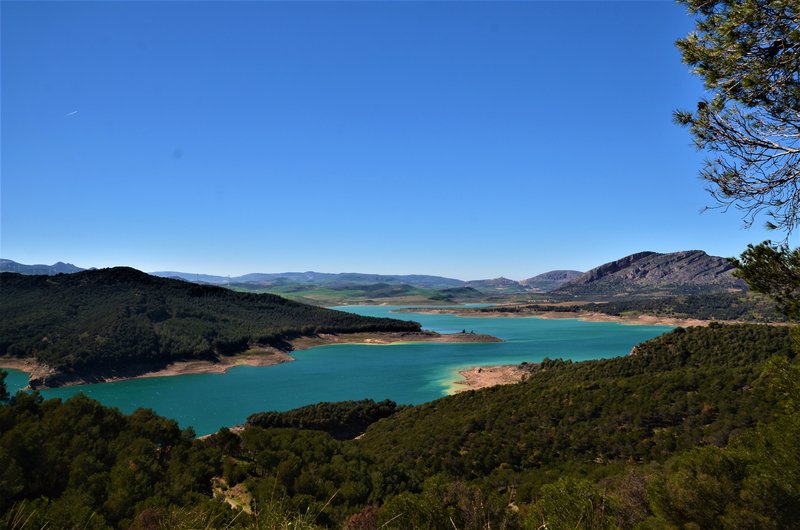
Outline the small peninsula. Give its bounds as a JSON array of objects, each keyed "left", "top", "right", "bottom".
[
  {"left": 1, "top": 268, "right": 495, "bottom": 388},
  {"left": 3, "top": 330, "right": 501, "bottom": 389}
]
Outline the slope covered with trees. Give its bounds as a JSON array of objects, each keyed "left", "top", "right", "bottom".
[
  {"left": 358, "top": 325, "right": 793, "bottom": 489},
  {"left": 1, "top": 323, "right": 796, "bottom": 528},
  {"left": 2, "top": 0, "right": 798, "bottom": 526},
  {"left": 0, "top": 268, "right": 419, "bottom": 384},
  {"left": 246, "top": 399, "right": 405, "bottom": 440}
]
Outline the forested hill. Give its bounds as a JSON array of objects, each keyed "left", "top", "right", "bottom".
[
  {"left": 0, "top": 323, "right": 796, "bottom": 528},
  {"left": 0, "top": 268, "right": 419, "bottom": 385},
  {"left": 359, "top": 324, "right": 793, "bottom": 484}
]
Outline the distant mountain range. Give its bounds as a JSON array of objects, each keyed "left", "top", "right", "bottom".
[
  {"left": 553, "top": 250, "right": 745, "bottom": 297},
  {"left": 0, "top": 259, "right": 85, "bottom": 275},
  {"left": 152, "top": 271, "right": 466, "bottom": 289},
  {"left": 0, "top": 250, "right": 746, "bottom": 298},
  {"left": 0, "top": 261, "right": 465, "bottom": 289}
]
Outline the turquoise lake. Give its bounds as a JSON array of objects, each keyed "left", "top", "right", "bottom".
[{"left": 3, "top": 306, "right": 672, "bottom": 435}]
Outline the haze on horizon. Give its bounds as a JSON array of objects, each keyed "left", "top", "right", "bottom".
[{"left": 1, "top": 1, "right": 776, "bottom": 280}]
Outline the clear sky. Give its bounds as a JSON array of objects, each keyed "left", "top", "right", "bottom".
[{"left": 1, "top": 1, "right": 775, "bottom": 280}]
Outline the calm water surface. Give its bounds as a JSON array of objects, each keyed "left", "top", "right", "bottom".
[{"left": 4, "top": 306, "right": 671, "bottom": 435}]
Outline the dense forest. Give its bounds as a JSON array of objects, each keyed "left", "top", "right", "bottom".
[
  {"left": 0, "top": 268, "right": 419, "bottom": 380},
  {"left": 247, "top": 399, "right": 406, "bottom": 440},
  {"left": 1, "top": 323, "right": 797, "bottom": 528}
]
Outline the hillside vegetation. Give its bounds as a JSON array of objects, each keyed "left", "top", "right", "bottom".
[
  {"left": 247, "top": 399, "right": 406, "bottom": 440},
  {"left": 0, "top": 268, "right": 419, "bottom": 383},
  {"left": 473, "top": 291, "right": 788, "bottom": 322},
  {"left": 359, "top": 324, "right": 792, "bottom": 489},
  {"left": 1, "top": 323, "right": 797, "bottom": 528}
]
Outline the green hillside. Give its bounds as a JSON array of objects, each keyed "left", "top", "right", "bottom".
[
  {"left": 247, "top": 399, "right": 406, "bottom": 440},
  {"left": 0, "top": 268, "right": 419, "bottom": 383},
  {"left": 359, "top": 324, "right": 792, "bottom": 486},
  {"left": 1, "top": 323, "right": 797, "bottom": 528}
]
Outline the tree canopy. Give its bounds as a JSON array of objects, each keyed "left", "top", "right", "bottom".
[
  {"left": 733, "top": 241, "right": 800, "bottom": 319},
  {"left": 675, "top": 0, "right": 800, "bottom": 233},
  {"left": 0, "top": 268, "right": 420, "bottom": 386},
  {"left": 2, "top": 324, "right": 797, "bottom": 528}
]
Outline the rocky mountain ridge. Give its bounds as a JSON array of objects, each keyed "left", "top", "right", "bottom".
[
  {"left": 1, "top": 251, "right": 746, "bottom": 298},
  {"left": 554, "top": 250, "right": 746, "bottom": 297}
]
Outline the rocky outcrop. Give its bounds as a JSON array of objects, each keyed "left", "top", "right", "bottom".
[
  {"left": 555, "top": 250, "right": 746, "bottom": 298},
  {"left": 521, "top": 270, "right": 583, "bottom": 292}
]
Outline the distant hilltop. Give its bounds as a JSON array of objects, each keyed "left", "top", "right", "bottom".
[
  {"left": 521, "top": 270, "right": 583, "bottom": 292},
  {"left": 151, "top": 270, "right": 466, "bottom": 289},
  {"left": 464, "top": 277, "right": 528, "bottom": 294},
  {"left": 553, "top": 250, "right": 746, "bottom": 298}
]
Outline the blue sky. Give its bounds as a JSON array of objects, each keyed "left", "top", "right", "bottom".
[{"left": 1, "top": 1, "right": 775, "bottom": 280}]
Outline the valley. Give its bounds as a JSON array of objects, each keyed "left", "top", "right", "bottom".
[
  {"left": 3, "top": 0, "right": 798, "bottom": 526},
  {"left": 0, "top": 250, "right": 794, "bottom": 527}
]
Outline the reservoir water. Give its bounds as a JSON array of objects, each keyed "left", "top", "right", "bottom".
[{"left": 3, "top": 306, "right": 671, "bottom": 435}]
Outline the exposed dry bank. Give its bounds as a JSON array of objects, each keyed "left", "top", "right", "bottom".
[
  {"left": 450, "top": 364, "right": 532, "bottom": 393},
  {"left": 0, "top": 330, "right": 501, "bottom": 389},
  {"left": 393, "top": 306, "right": 714, "bottom": 327}
]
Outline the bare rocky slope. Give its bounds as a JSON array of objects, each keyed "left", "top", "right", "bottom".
[
  {"left": 521, "top": 270, "right": 583, "bottom": 292},
  {"left": 554, "top": 250, "right": 747, "bottom": 298}
]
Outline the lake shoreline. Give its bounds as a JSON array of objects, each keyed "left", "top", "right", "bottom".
[
  {"left": 392, "top": 307, "right": 713, "bottom": 327},
  {"left": 0, "top": 330, "right": 502, "bottom": 389}
]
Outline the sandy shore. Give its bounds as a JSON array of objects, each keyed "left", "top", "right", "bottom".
[
  {"left": 450, "top": 364, "right": 532, "bottom": 393},
  {"left": 0, "top": 357, "right": 38, "bottom": 372},
  {"left": 529, "top": 311, "right": 711, "bottom": 327},
  {"left": 132, "top": 348, "right": 295, "bottom": 378},
  {"left": 0, "top": 347, "right": 295, "bottom": 388},
  {"left": 393, "top": 307, "right": 711, "bottom": 327},
  {"left": 1, "top": 330, "right": 502, "bottom": 388}
]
